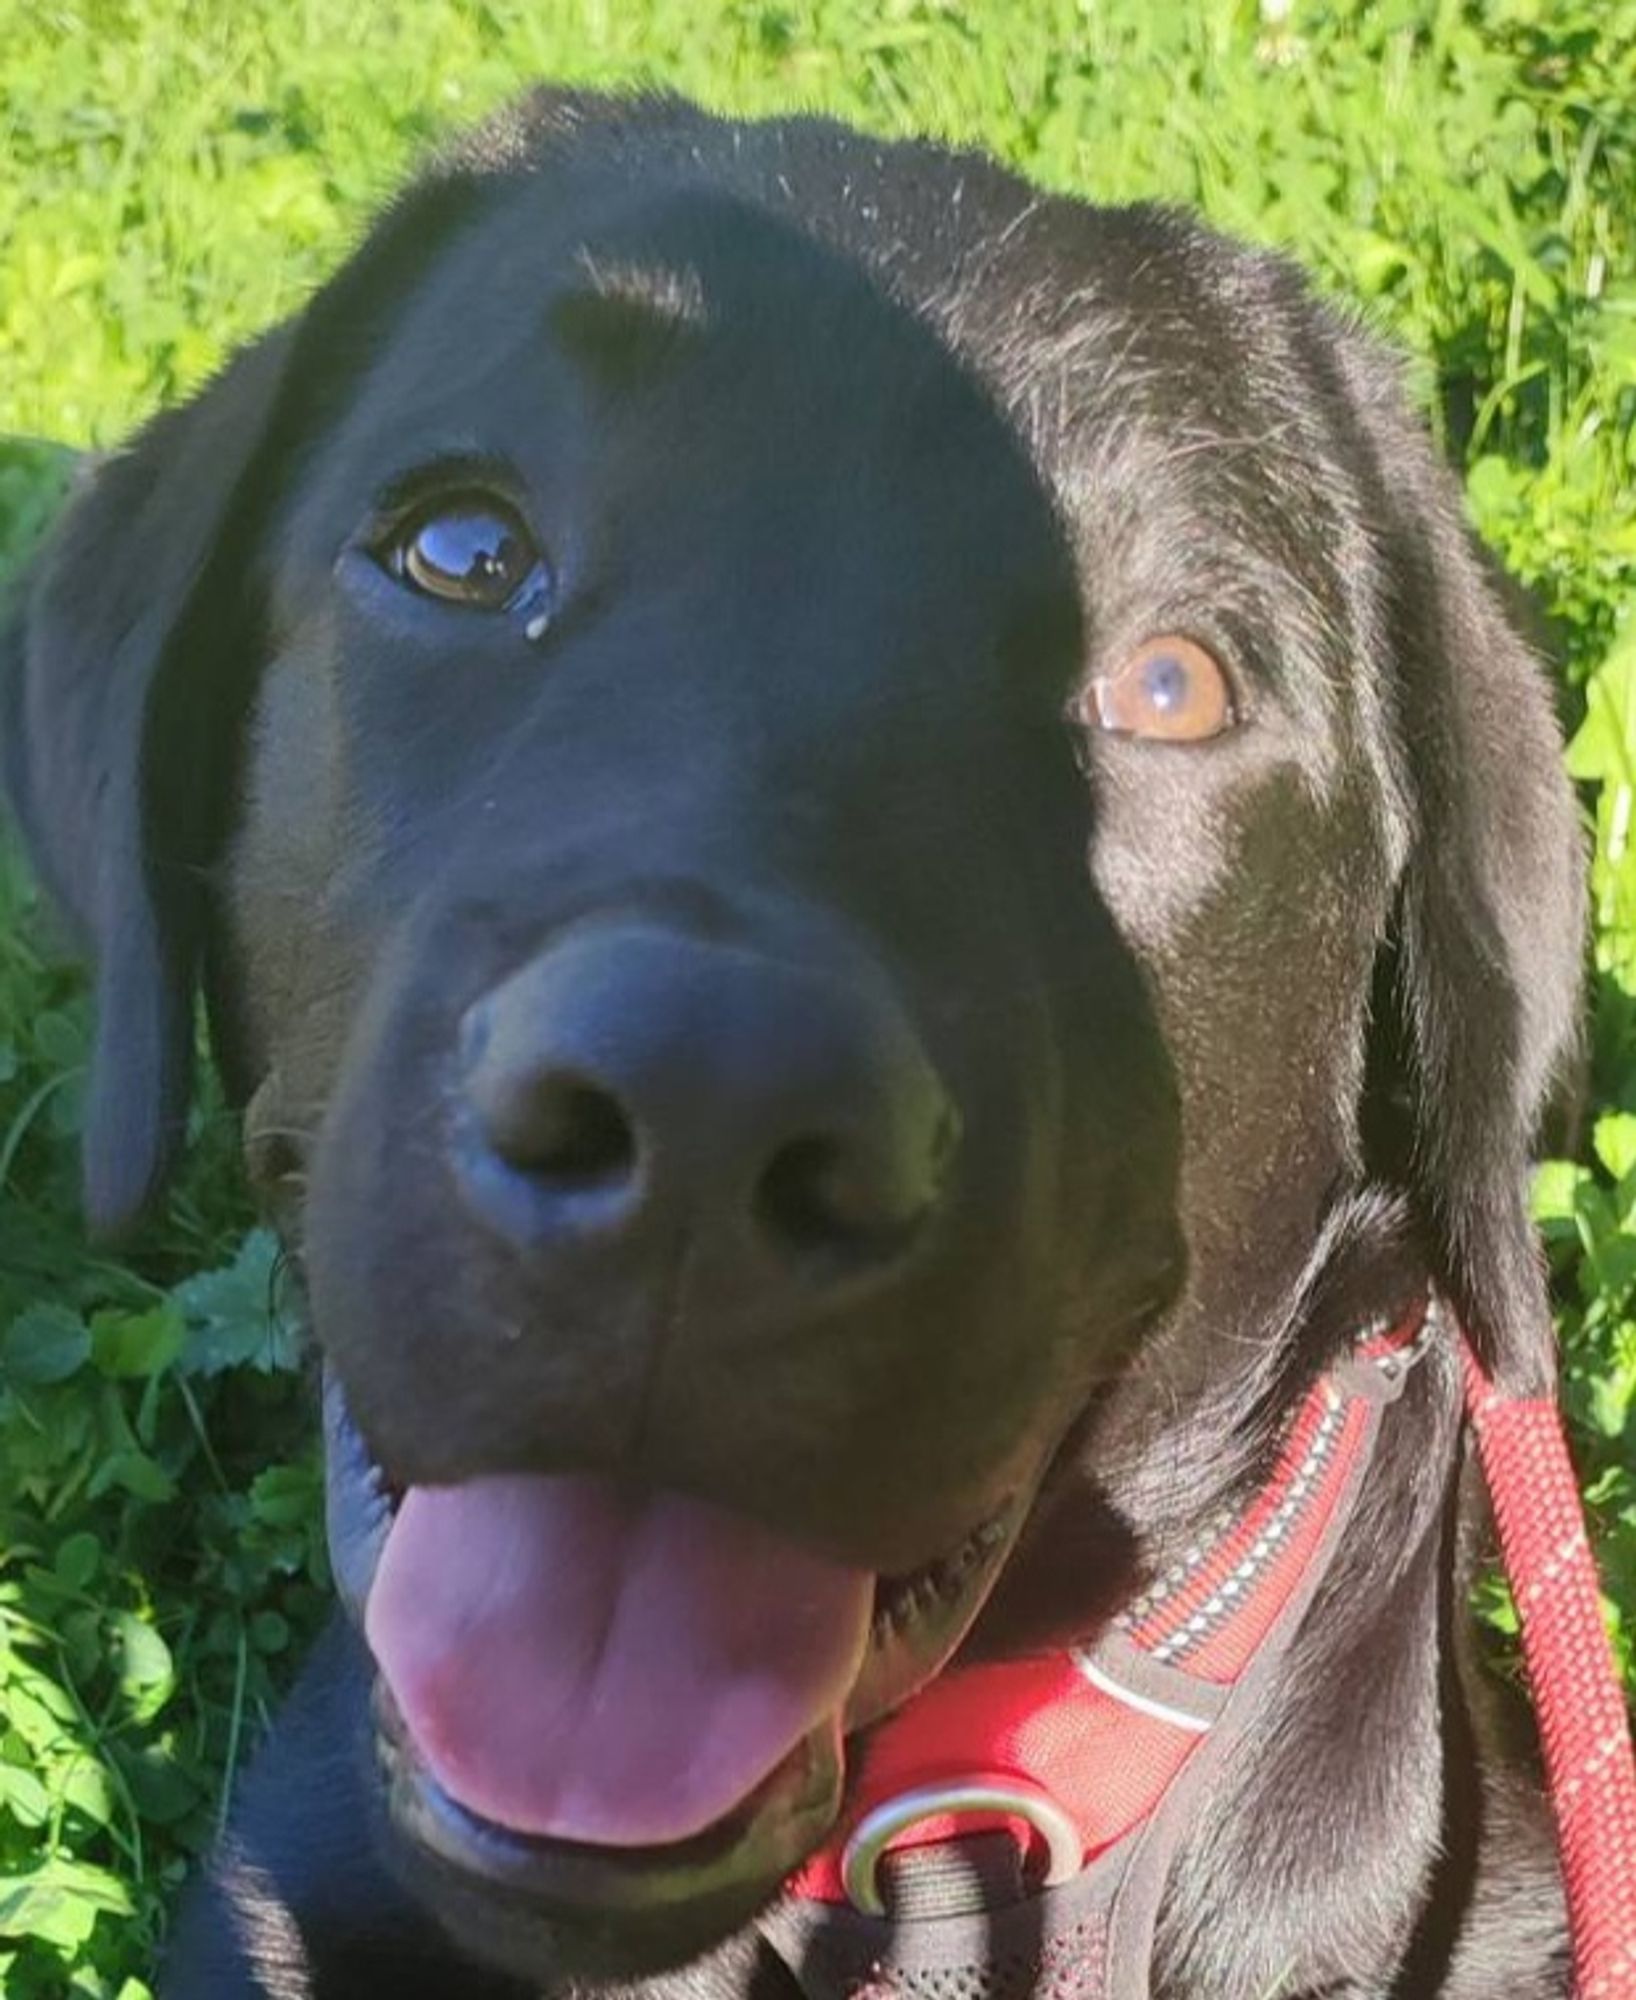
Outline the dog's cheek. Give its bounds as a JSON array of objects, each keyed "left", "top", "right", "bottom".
[
  {"left": 1085, "top": 757, "right": 1236, "bottom": 955},
  {"left": 1092, "top": 765, "right": 1389, "bottom": 1273},
  {"left": 225, "top": 647, "right": 384, "bottom": 1171}
]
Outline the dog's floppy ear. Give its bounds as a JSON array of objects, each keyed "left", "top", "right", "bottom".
[
  {"left": 0, "top": 92, "right": 697, "bottom": 1240},
  {"left": 0, "top": 131, "right": 541, "bottom": 1238},
  {"left": 1339, "top": 333, "right": 1585, "bottom": 1396},
  {"left": 1, "top": 328, "right": 294, "bottom": 1237}
]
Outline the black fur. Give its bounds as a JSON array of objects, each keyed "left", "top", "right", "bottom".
[{"left": 0, "top": 92, "right": 1583, "bottom": 1998}]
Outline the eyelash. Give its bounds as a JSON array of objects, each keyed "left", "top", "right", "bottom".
[{"left": 366, "top": 453, "right": 525, "bottom": 539}]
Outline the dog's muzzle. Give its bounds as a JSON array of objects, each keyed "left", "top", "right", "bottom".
[{"left": 321, "top": 1368, "right": 1029, "bottom": 1967}]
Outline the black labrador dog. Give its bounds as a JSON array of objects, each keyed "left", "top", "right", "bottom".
[{"left": 1, "top": 90, "right": 1585, "bottom": 2000}]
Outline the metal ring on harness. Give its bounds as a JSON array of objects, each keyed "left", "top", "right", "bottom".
[{"left": 839, "top": 1776, "right": 1084, "bottom": 1916}]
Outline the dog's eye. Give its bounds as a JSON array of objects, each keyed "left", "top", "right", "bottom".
[
  {"left": 385, "top": 497, "right": 548, "bottom": 616},
  {"left": 1083, "top": 636, "right": 1235, "bottom": 743}
]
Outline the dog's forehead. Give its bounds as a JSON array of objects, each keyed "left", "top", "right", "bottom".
[
  {"left": 278, "top": 178, "right": 1074, "bottom": 582},
  {"left": 314, "top": 182, "right": 1000, "bottom": 447},
  {"left": 275, "top": 150, "right": 1379, "bottom": 762}
]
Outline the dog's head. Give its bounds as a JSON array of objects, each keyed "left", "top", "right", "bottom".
[{"left": 1, "top": 92, "right": 1583, "bottom": 1983}]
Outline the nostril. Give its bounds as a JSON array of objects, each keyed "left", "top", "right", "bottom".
[
  {"left": 757, "top": 1137, "right": 874, "bottom": 1253},
  {"left": 486, "top": 1074, "right": 639, "bottom": 1187},
  {"left": 456, "top": 930, "right": 959, "bottom": 1268},
  {"left": 755, "top": 1112, "right": 957, "bottom": 1262}
]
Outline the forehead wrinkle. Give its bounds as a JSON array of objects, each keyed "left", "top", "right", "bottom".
[{"left": 569, "top": 243, "right": 710, "bottom": 324}]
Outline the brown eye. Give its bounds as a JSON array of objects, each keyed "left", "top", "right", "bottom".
[
  {"left": 1084, "top": 635, "right": 1236, "bottom": 743},
  {"left": 388, "top": 496, "right": 548, "bottom": 615}
]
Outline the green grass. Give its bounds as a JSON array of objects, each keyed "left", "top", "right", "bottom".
[{"left": 1, "top": 2, "right": 1634, "bottom": 1992}]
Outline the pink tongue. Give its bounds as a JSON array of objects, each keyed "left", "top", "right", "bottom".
[{"left": 365, "top": 1475, "right": 873, "bottom": 1847}]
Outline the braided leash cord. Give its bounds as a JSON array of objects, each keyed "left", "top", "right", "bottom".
[{"left": 1461, "top": 1339, "right": 1636, "bottom": 1997}]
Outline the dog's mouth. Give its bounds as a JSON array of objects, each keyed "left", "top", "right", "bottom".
[{"left": 324, "top": 1374, "right": 1024, "bottom": 1947}]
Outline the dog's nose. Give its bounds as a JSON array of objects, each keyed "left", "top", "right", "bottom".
[{"left": 454, "top": 923, "right": 958, "bottom": 1273}]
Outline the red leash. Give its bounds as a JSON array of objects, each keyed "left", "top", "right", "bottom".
[{"left": 1460, "top": 1334, "right": 1636, "bottom": 1996}]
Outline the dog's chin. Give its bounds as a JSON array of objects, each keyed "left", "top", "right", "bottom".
[
  {"left": 324, "top": 1374, "right": 1030, "bottom": 1982},
  {"left": 374, "top": 1697, "right": 843, "bottom": 1981}
]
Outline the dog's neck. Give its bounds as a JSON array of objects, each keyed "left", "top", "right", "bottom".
[
  {"left": 1123, "top": 1193, "right": 1475, "bottom": 1994},
  {"left": 749, "top": 1228, "right": 1467, "bottom": 2000},
  {"left": 971, "top": 1185, "right": 1444, "bottom": 1662}
]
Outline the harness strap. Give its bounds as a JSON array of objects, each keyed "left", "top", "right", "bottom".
[{"left": 762, "top": 1844, "right": 1121, "bottom": 2000}]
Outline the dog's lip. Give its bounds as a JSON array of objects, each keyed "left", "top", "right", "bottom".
[
  {"left": 322, "top": 1369, "right": 1027, "bottom": 1910},
  {"left": 375, "top": 1678, "right": 844, "bottom": 1921}
]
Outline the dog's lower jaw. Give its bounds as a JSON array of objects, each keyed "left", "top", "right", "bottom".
[
  {"left": 320, "top": 1372, "right": 1038, "bottom": 1983},
  {"left": 374, "top": 1720, "right": 840, "bottom": 1984}
]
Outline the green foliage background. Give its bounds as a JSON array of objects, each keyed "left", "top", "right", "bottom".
[{"left": 1, "top": 2, "right": 1633, "bottom": 1992}]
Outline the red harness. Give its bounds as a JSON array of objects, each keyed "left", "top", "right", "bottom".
[{"left": 757, "top": 1299, "right": 1636, "bottom": 1999}]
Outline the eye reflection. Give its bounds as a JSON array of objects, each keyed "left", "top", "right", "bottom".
[{"left": 382, "top": 493, "right": 552, "bottom": 627}]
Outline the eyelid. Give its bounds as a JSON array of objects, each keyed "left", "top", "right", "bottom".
[
  {"left": 1101, "top": 631, "right": 1236, "bottom": 682},
  {"left": 363, "top": 451, "right": 529, "bottom": 540}
]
